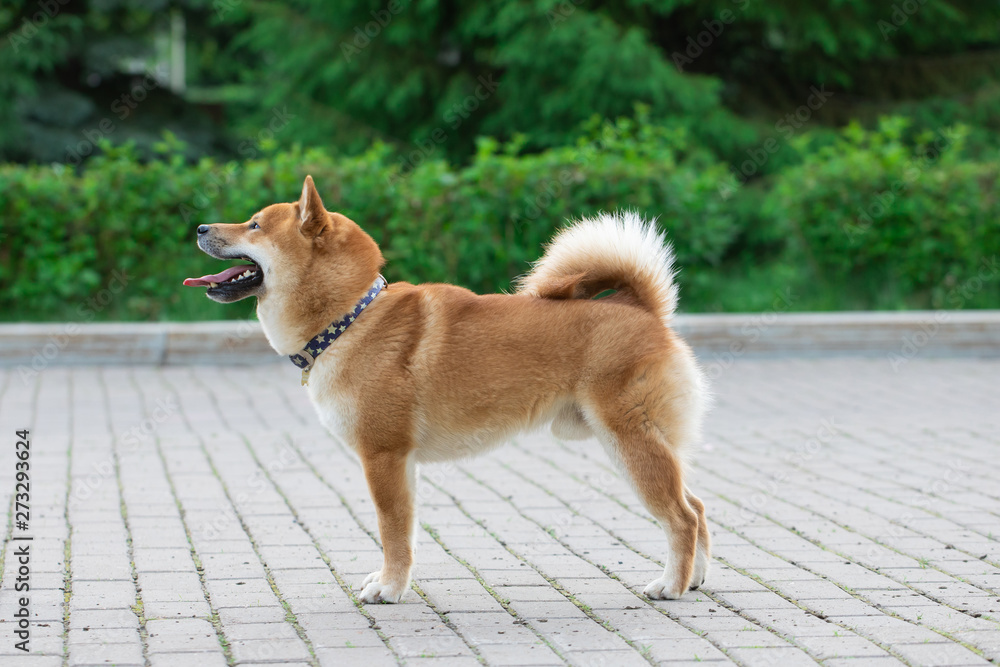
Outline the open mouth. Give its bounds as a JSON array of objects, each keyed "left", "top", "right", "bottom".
[{"left": 183, "top": 259, "right": 264, "bottom": 300}]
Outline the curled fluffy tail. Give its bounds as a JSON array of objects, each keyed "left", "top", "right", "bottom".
[{"left": 515, "top": 211, "right": 678, "bottom": 323}]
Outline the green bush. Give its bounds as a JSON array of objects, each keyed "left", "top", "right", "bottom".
[
  {"left": 3, "top": 116, "right": 999, "bottom": 321},
  {"left": 764, "top": 118, "right": 1000, "bottom": 309},
  {"left": 0, "top": 121, "right": 738, "bottom": 321}
]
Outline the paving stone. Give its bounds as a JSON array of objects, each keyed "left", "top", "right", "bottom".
[
  {"left": 66, "top": 578, "right": 135, "bottom": 608},
  {"left": 822, "top": 659, "right": 903, "bottom": 667},
  {"left": 221, "top": 621, "right": 300, "bottom": 642},
  {"left": 149, "top": 653, "right": 229, "bottom": 667},
  {"left": 69, "top": 609, "right": 141, "bottom": 630},
  {"left": 473, "top": 642, "right": 564, "bottom": 666},
  {"left": 726, "top": 646, "right": 820, "bottom": 666},
  {"left": 564, "top": 648, "right": 650, "bottom": 666},
  {"left": 0, "top": 657, "right": 63, "bottom": 667},
  {"left": 216, "top": 604, "right": 287, "bottom": 625},
  {"left": 305, "top": 625, "right": 387, "bottom": 649},
  {"left": 73, "top": 555, "right": 134, "bottom": 581},
  {"left": 133, "top": 548, "right": 199, "bottom": 573},
  {"left": 67, "top": 641, "right": 145, "bottom": 665},
  {"left": 296, "top": 611, "right": 373, "bottom": 631},
  {"left": 389, "top": 633, "right": 475, "bottom": 658},
  {"left": 315, "top": 646, "right": 398, "bottom": 666},
  {"left": 228, "top": 637, "right": 311, "bottom": 663},
  {"left": 705, "top": 629, "right": 793, "bottom": 649},
  {"left": 795, "top": 635, "right": 893, "bottom": 659},
  {"left": 891, "top": 641, "right": 992, "bottom": 666},
  {"left": 68, "top": 627, "right": 141, "bottom": 645},
  {"left": 142, "top": 599, "right": 213, "bottom": 619},
  {"left": 640, "top": 636, "right": 730, "bottom": 662},
  {"left": 146, "top": 618, "right": 219, "bottom": 652}
]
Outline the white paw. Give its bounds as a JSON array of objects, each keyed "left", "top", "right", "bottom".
[
  {"left": 644, "top": 575, "right": 685, "bottom": 600},
  {"left": 358, "top": 571, "right": 407, "bottom": 604},
  {"left": 690, "top": 549, "right": 710, "bottom": 590}
]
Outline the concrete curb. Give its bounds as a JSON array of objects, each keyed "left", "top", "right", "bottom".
[
  {"left": 0, "top": 321, "right": 275, "bottom": 367},
  {"left": 1, "top": 311, "right": 998, "bottom": 367},
  {"left": 673, "top": 310, "right": 1000, "bottom": 360}
]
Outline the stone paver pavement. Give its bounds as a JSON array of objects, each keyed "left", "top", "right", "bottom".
[{"left": 0, "top": 358, "right": 998, "bottom": 666}]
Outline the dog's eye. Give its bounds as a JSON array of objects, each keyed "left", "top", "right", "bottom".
[{"left": 250, "top": 221, "right": 260, "bottom": 229}]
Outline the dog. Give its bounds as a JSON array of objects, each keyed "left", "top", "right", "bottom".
[{"left": 184, "top": 175, "right": 710, "bottom": 603}]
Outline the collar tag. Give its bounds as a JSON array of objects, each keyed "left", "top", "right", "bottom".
[{"left": 301, "top": 369, "right": 310, "bottom": 386}]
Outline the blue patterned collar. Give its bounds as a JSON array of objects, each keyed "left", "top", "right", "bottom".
[{"left": 289, "top": 275, "right": 386, "bottom": 385}]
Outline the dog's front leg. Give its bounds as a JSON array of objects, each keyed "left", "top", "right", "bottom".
[{"left": 359, "top": 449, "right": 416, "bottom": 603}]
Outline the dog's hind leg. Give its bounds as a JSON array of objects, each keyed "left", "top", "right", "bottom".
[
  {"left": 686, "top": 487, "right": 711, "bottom": 590},
  {"left": 358, "top": 448, "right": 417, "bottom": 603},
  {"left": 592, "top": 414, "right": 698, "bottom": 600}
]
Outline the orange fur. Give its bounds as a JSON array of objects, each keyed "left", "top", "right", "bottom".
[{"left": 191, "top": 177, "right": 710, "bottom": 602}]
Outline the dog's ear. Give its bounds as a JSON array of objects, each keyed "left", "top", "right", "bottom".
[{"left": 298, "top": 175, "right": 328, "bottom": 238}]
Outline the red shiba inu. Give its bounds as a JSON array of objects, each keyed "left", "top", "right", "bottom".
[{"left": 185, "top": 176, "right": 710, "bottom": 603}]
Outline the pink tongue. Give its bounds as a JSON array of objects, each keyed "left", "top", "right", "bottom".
[{"left": 183, "top": 264, "right": 256, "bottom": 287}]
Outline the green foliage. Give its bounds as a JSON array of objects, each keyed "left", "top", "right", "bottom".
[
  {"left": 764, "top": 119, "right": 1000, "bottom": 309},
  {"left": 228, "top": 0, "right": 757, "bottom": 162},
  {"left": 680, "top": 0, "right": 1000, "bottom": 86},
  {"left": 4, "top": 115, "right": 999, "bottom": 322},
  {"left": 0, "top": 0, "right": 245, "bottom": 162},
  {"left": 226, "top": 0, "right": 1000, "bottom": 164},
  {"left": 386, "top": 115, "right": 738, "bottom": 293},
  {"left": 5, "top": 0, "right": 1000, "bottom": 170},
  {"left": 0, "top": 120, "right": 738, "bottom": 321}
]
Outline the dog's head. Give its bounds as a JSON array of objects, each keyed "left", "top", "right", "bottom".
[{"left": 184, "top": 175, "right": 382, "bottom": 306}]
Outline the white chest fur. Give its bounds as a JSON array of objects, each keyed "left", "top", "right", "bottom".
[{"left": 303, "top": 346, "right": 358, "bottom": 446}]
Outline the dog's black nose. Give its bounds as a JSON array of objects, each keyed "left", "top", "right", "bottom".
[{"left": 197, "top": 225, "right": 210, "bottom": 235}]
